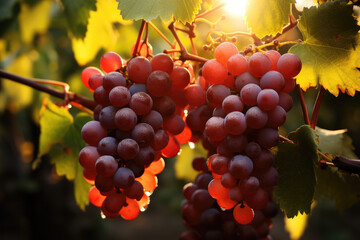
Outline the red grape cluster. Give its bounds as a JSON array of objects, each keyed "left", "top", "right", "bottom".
[
  {"left": 180, "top": 157, "right": 278, "bottom": 240},
  {"left": 181, "top": 42, "right": 301, "bottom": 239},
  {"left": 79, "top": 50, "right": 194, "bottom": 219}
]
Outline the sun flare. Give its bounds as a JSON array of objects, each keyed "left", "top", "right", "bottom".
[{"left": 224, "top": 0, "right": 248, "bottom": 17}]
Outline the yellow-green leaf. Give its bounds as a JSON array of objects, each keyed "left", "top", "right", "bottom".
[
  {"left": 246, "top": 0, "right": 295, "bottom": 38},
  {"left": 290, "top": 1, "right": 360, "bottom": 96},
  {"left": 71, "top": 0, "right": 133, "bottom": 66},
  {"left": 285, "top": 210, "right": 311, "bottom": 240}
]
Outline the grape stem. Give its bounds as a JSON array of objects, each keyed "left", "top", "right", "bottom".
[
  {"left": 272, "top": 10, "right": 298, "bottom": 41},
  {"left": 195, "top": 3, "right": 226, "bottom": 19},
  {"left": 255, "top": 40, "right": 302, "bottom": 52},
  {"left": 296, "top": 85, "right": 311, "bottom": 125},
  {"left": 132, "top": 20, "right": 147, "bottom": 57},
  {"left": 0, "top": 70, "right": 96, "bottom": 110},
  {"left": 168, "top": 22, "right": 208, "bottom": 63},
  {"left": 148, "top": 21, "right": 174, "bottom": 47},
  {"left": 310, "top": 87, "right": 326, "bottom": 129}
]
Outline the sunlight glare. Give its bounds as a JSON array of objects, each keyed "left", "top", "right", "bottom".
[{"left": 224, "top": 0, "right": 247, "bottom": 17}]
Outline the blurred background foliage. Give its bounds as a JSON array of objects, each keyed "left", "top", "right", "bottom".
[{"left": 0, "top": 0, "right": 360, "bottom": 239}]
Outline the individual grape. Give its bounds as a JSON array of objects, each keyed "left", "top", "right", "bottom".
[
  {"left": 191, "top": 189, "right": 215, "bottom": 212},
  {"left": 192, "top": 156, "right": 207, "bottom": 172},
  {"left": 150, "top": 53, "right": 174, "bottom": 74},
  {"left": 252, "top": 149, "right": 274, "bottom": 173},
  {"left": 163, "top": 114, "right": 185, "bottom": 135},
  {"left": 117, "top": 138, "right": 139, "bottom": 160},
  {"left": 240, "top": 83, "right": 262, "bottom": 107},
  {"left": 257, "top": 89, "right": 279, "bottom": 111},
  {"left": 101, "top": 204, "right": 119, "bottom": 219},
  {"left": 211, "top": 155, "right": 230, "bottom": 175},
  {"left": 234, "top": 72, "right": 260, "bottom": 92},
  {"left": 200, "top": 208, "right": 221, "bottom": 229},
  {"left": 222, "top": 95, "right": 244, "bottom": 114},
  {"left": 186, "top": 105, "right": 212, "bottom": 132},
  {"left": 114, "top": 108, "right": 137, "bottom": 131},
  {"left": 245, "top": 106, "right": 268, "bottom": 129},
  {"left": 256, "top": 222, "right": 270, "bottom": 238},
  {"left": 171, "top": 67, "right": 191, "bottom": 90},
  {"left": 141, "top": 110, "right": 163, "bottom": 131},
  {"left": 182, "top": 203, "right": 201, "bottom": 227},
  {"left": 206, "top": 84, "right": 231, "bottom": 108},
  {"left": 119, "top": 198, "right": 140, "bottom": 220},
  {"left": 227, "top": 54, "right": 248, "bottom": 76},
  {"left": 267, "top": 106, "right": 286, "bottom": 128},
  {"left": 146, "top": 70, "right": 172, "bottom": 97},
  {"left": 202, "top": 59, "right": 228, "bottom": 85},
  {"left": 185, "top": 85, "right": 206, "bottom": 107},
  {"left": 130, "top": 92, "right": 153, "bottom": 115},
  {"left": 258, "top": 167, "right": 279, "bottom": 188},
  {"left": 131, "top": 123, "right": 155, "bottom": 147},
  {"left": 125, "top": 161, "right": 144, "bottom": 178},
  {"left": 223, "top": 134, "right": 248, "bottom": 153},
  {"left": 277, "top": 53, "right": 302, "bottom": 78},
  {"left": 81, "top": 67, "right": 102, "bottom": 90},
  {"left": 229, "top": 186, "right": 243, "bottom": 202},
  {"left": 245, "top": 142, "right": 262, "bottom": 159},
  {"left": 248, "top": 52, "right": 271, "bottom": 77},
  {"left": 136, "top": 170, "right": 158, "bottom": 192},
  {"left": 151, "top": 129, "right": 169, "bottom": 150},
  {"left": 113, "top": 167, "right": 135, "bottom": 188},
  {"left": 152, "top": 96, "right": 176, "bottom": 117},
  {"left": 133, "top": 145, "right": 155, "bottom": 167},
  {"left": 223, "top": 74, "right": 236, "bottom": 89},
  {"left": 161, "top": 134, "right": 180, "bottom": 158},
  {"left": 100, "top": 52, "right": 123, "bottom": 73},
  {"left": 98, "top": 136, "right": 118, "bottom": 156},
  {"left": 103, "top": 71, "right": 127, "bottom": 91},
  {"left": 233, "top": 203, "right": 254, "bottom": 225},
  {"left": 257, "top": 127, "right": 279, "bottom": 149},
  {"left": 109, "top": 86, "right": 131, "bottom": 107},
  {"left": 174, "top": 125, "right": 192, "bottom": 144},
  {"left": 245, "top": 188, "right": 269, "bottom": 210},
  {"left": 83, "top": 167, "right": 97, "bottom": 184},
  {"left": 99, "top": 105, "right": 117, "bottom": 130},
  {"left": 224, "top": 111, "right": 247, "bottom": 135},
  {"left": 228, "top": 155, "right": 253, "bottom": 180},
  {"left": 205, "top": 117, "right": 227, "bottom": 142},
  {"left": 240, "top": 176, "right": 260, "bottom": 196},
  {"left": 208, "top": 178, "right": 228, "bottom": 200},
  {"left": 129, "top": 83, "right": 147, "bottom": 95},
  {"left": 214, "top": 42, "right": 238, "bottom": 66},
  {"left": 81, "top": 120, "right": 107, "bottom": 146},
  {"left": 130, "top": 40, "right": 153, "bottom": 57},
  {"left": 127, "top": 56, "right": 152, "bottom": 83},
  {"left": 183, "top": 183, "right": 199, "bottom": 201},
  {"left": 94, "top": 86, "right": 110, "bottom": 106},
  {"left": 260, "top": 71, "right": 285, "bottom": 93},
  {"left": 89, "top": 186, "right": 106, "bottom": 207},
  {"left": 195, "top": 173, "right": 213, "bottom": 190},
  {"left": 95, "top": 174, "right": 114, "bottom": 192},
  {"left": 89, "top": 73, "right": 103, "bottom": 91},
  {"left": 95, "top": 155, "right": 118, "bottom": 177},
  {"left": 146, "top": 157, "right": 165, "bottom": 175},
  {"left": 103, "top": 192, "right": 126, "bottom": 213},
  {"left": 265, "top": 50, "right": 281, "bottom": 70},
  {"left": 167, "top": 89, "right": 188, "bottom": 110},
  {"left": 79, "top": 146, "right": 101, "bottom": 169},
  {"left": 221, "top": 172, "right": 237, "bottom": 188},
  {"left": 262, "top": 201, "right": 278, "bottom": 218},
  {"left": 125, "top": 180, "right": 144, "bottom": 200},
  {"left": 278, "top": 92, "right": 293, "bottom": 112},
  {"left": 93, "top": 104, "right": 103, "bottom": 121},
  {"left": 283, "top": 78, "right": 296, "bottom": 93}
]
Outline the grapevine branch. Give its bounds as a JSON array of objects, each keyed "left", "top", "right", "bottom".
[
  {"left": 132, "top": 20, "right": 147, "bottom": 57},
  {"left": 310, "top": 87, "right": 326, "bottom": 129},
  {"left": 296, "top": 85, "right": 311, "bottom": 125},
  {"left": 0, "top": 70, "right": 96, "bottom": 110}
]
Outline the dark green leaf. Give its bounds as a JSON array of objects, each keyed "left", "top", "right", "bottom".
[
  {"left": 274, "top": 125, "right": 318, "bottom": 218},
  {"left": 245, "top": 0, "right": 295, "bottom": 38},
  {"left": 290, "top": 1, "right": 360, "bottom": 96},
  {"left": 60, "top": 0, "right": 97, "bottom": 39},
  {"left": 116, "top": 0, "right": 202, "bottom": 23}
]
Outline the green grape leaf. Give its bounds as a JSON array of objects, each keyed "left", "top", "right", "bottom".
[
  {"left": 314, "top": 126, "right": 360, "bottom": 211},
  {"left": 274, "top": 125, "right": 318, "bottom": 218},
  {"left": 245, "top": 0, "right": 295, "bottom": 38},
  {"left": 290, "top": 1, "right": 360, "bottom": 96},
  {"left": 34, "top": 99, "right": 92, "bottom": 210},
  {"left": 0, "top": 0, "right": 18, "bottom": 21},
  {"left": 316, "top": 127, "right": 358, "bottom": 159},
  {"left": 60, "top": 0, "right": 96, "bottom": 39},
  {"left": 116, "top": 0, "right": 202, "bottom": 23}
]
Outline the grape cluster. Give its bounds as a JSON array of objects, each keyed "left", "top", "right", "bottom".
[
  {"left": 180, "top": 157, "right": 278, "bottom": 240},
  {"left": 181, "top": 42, "right": 301, "bottom": 239},
  {"left": 79, "top": 49, "right": 194, "bottom": 219}
]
